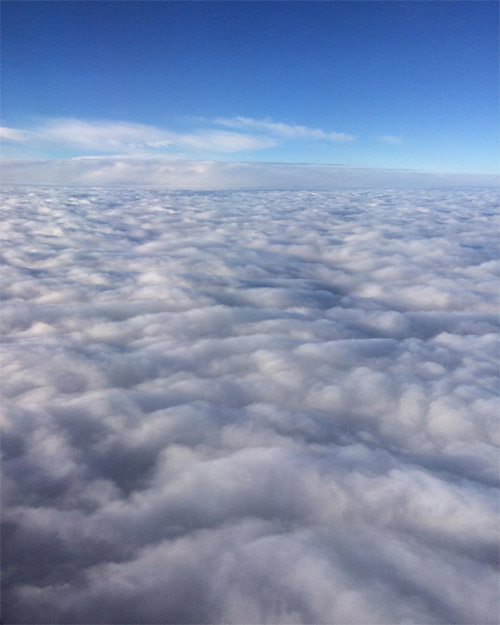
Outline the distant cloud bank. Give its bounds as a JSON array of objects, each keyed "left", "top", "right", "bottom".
[
  {"left": 1, "top": 156, "right": 497, "bottom": 188},
  {"left": 1, "top": 186, "right": 499, "bottom": 623}
]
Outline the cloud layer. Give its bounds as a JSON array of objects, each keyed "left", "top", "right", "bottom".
[
  {"left": 1, "top": 186, "right": 499, "bottom": 624},
  {"left": 2, "top": 156, "right": 498, "bottom": 188}
]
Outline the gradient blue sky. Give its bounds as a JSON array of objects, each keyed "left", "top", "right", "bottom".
[{"left": 1, "top": 1, "right": 498, "bottom": 175}]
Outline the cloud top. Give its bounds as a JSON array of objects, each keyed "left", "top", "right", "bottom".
[{"left": 1, "top": 186, "right": 499, "bottom": 623}]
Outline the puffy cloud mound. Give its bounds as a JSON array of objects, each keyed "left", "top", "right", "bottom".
[{"left": 1, "top": 186, "right": 498, "bottom": 624}]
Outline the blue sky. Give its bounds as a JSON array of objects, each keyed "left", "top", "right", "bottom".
[{"left": 1, "top": 1, "right": 498, "bottom": 177}]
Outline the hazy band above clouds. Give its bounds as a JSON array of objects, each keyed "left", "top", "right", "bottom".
[{"left": 1, "top": 157, "right": 498, "bottom": 188}]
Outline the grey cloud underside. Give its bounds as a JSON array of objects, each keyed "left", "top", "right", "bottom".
[{"left": 1, "top": 187, "right": 498, "bottom": 624}]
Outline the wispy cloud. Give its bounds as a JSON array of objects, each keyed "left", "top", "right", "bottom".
[
  {"left": 0, "top": 119, "right": 276, "bottom": 155},
  {"left": 0, "top": 127, "right": 31, "bottom": 142},
  {"left": 213, "top": 116, "right": 355, "bottom": 142},
  {"left": 0, "top": 116, "right": 357, "bottom": 159},
  {"left": 163, "top": 129, "right": 276, "bottom": 152},
  {"left": 377, "top": 134, "right": 402, "bottom": 145}
]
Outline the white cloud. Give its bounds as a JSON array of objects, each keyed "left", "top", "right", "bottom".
[
  {"left": 39, "top": 118, "right": 167, "bottom": 150},
  {"left": 0, "top": 126, "right": 31, "bottom": 142},
  {"left": 0, "top": 119, "right": 275, "bottom": 155},
  {"left": 377, "top": 135, "right": 402, "bottom": 145},
  {"left": 213, "top": 116, "right": 355, "bottom": 142},
  {"left": 1, "top": 186, "right": 498, "bottom": 623},
  {"left": 0, "top": 115, "right": 355, "bottom": 159},
  {"left": 1, "top": 156, "right": 498, "bottom": 188},
  {"left": 164, "top": 129, "right": 276, "bottom": 152}
]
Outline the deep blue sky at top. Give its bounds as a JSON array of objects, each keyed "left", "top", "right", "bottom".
[{"left": 1, "top": 1, "right": 498, "bottom": 173}]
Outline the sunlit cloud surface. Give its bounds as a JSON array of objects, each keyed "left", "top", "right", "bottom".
[{"left": 1, "top": 186, "right": 498, "bottom": 624}]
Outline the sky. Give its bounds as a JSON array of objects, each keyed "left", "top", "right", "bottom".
[{"left": 1, "top": 0, "right": 499, "bottom": 185}]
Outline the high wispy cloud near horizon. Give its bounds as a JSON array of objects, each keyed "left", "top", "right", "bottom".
[
  {"left": 1, "top": 117, "right": 355, "bottom": 154},
  {"left": 211, "top": 116, "right": 356, "bottom": 142},
  {"left": 2, "top": 114, "right": 496, "bottom": 188},
  {"left": 1, "top": 112, "right": 497, "bottom": 188}
]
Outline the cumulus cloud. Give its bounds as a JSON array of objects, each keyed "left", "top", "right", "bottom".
[
  {"left": 212, "top": 116, "right": 355, "bottom": 142},
  {"left": 1, "top": 186, "right": 499, "bottom": 624},
  {"left": 2, "top": 156, "right": 498, "bottom": 188}
]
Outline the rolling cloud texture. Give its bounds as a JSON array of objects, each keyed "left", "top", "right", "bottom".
[{"left": 1, "top": 187, "right": 499, "bottom": 623}]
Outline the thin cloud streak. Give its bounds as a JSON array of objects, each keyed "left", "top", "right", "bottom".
[
  {"left": 377, "top": 135, "right": 402, "bottom": 145},
  {"left": 0, "top": 119, "right": 276, "bottom": 155},
  {"left": 0, "top": 127, "right": 30, "bottom": 142},
  {"left": 0, "top": 116, "right": 358, "bottom": 160},
  {"left": 212, "top": 116, "right": 356, "bottom": 142}
]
